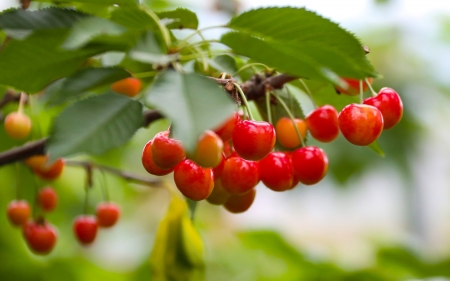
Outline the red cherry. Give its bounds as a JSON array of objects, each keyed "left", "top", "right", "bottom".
[
  {"left": 275, "top": 117, "right": 307, "bottom": 149},
  {"left": 142, "top": 140, "right": 174, "bottom": 176},
  {"left": 38, "top": 187, "right": 58, "bottom": 212},
  {"left": 306, "top": 105, "right": 339, "bottom": 143},
  {"left": 363, "top": 87, "right": 403, "bottom": 130},
  {"left": 232, "top": 120, "right": 276, "bottom": 161},
  {"left": 224, "top": 188, "right": 256, "bottom": 214},
  {"left": 212, "top": 152, "right": 226, "bottom": 179},
  {"left": 7, "top": 200, "right": 31, "bottom": 226},
  {"left": 220, "top": 157, "right": 260, "bottom": 195},
  {"left": 23, "top": 220, "right": 57, "bottom": 255},
  {"left": 111, "top": 77, "right": 142, "bottom": 97},
  {"left": 213, "top": 112, "right": 240, "bottom": 142},
  {"left": 151, "top": 131, "right": 185, "bottom": 170},
  {"left": 96, "top": 202, "right": 120, "bottom": 228},
  {"left": 283, "top": 151, "right": 300, "bottom": 189},
  {"left": 33, "top": 158, "right": 65, "bottom": 180},
  {"left": 336, "top": 77, "right": 373, "bottom": 96},
  {"left": 73, "top": 215, "right": 98, "bottom": 245},
  {"left": 338, "top": 104, "right": 384, "bottom": 146},
  {"left": 291, "top": 146, "right": 328, "bottom": 185},
  {"left": 206, "top": 179, "right": 231, "bottom": 205},
  {"left": 174, "top": 159, "right": 214, "bottom": 201},
  {"left": 259, "top": 152, "right": 294, "bottom": 192},
  {"left": 190, "top": 130, "right": 223, "bottom": 168}
]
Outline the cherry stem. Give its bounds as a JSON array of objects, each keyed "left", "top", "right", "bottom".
[
  {"left": 98, "top": 169, "right": 110, "bottom": 202},
  {"left": 271, "top": 92, "right": 306, "bottom": 147},
  {"left": 177, "top": 25, "right": 226, "bottom": 50},
  {"left": 232, "top": 63, "right": 270, "bottom": 76},
  {"left": 359, "top": 80, "right": 364, "bottom": 104},
  {"left": 298, "top": 79, "right": 317, "bottom": 108},
  {"left": 265, "top": 91, "right": 273, "bottom": 125},
  {"left": 14, "top": 163, "right": 21, "bottom": 199},
  {"left": 134, "top": 71, "right": 159, "bottom": 79},
  {"left": 83, "top": 164, "right": 93, "bottom": 215},
  {"left": 143, "top": 7, "right": 171, "bottom": 48},
  {"left": 18, "top": 92, "right": 26, "bottom": 114},
  {"left": 234, "top": 83, "right": 255, "bottom": 121},
  {"left": 31, "top": 170, "right": 41, "bottom": 218},
  {"left": 365, "top": 78, "right": 378, "bottom": 97}
]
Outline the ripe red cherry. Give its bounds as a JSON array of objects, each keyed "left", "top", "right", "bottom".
[
  {"left": 275, "top": 117, "right": 307, "bottom": 149},
  {"left": 73, "top": 215, "right": 98, "bottom": 245},
  {"left": 23, "top": 220, "right": 57, "bottom": 255},
  {"left": 338, "top": 104, "right": 384, "bottom": 146},
  {"left": 223, "top": 188, "right": 256, "bottom": 214},
  {"left": 7, "top": 200, "right": 31, "bottom": 226},
  {"left": 151, "top": 131, "right": 185, "bottom": 170},
  {"left": 259, "top": 152, "right": 294, "bottom": 192},
  {"left": 190, "top": 130, "right": 223, "bottom": 168},
  {"left": 33, "top": 158, "right": 65, "bottom": 180},
  {"left": 38, "top": 187, "right": 58, "bottom": 212},
  {"left": 306, "top": 105, "right": 339, "bottom": 143},
  {"left": 111, "top": 77, "right": 142, "bottom": 97},
  {"left": 174, "top": 159, "right": 214, "bottom": 201},
  {"left": 142, "top": 140, "right": 174, "bottom": 176},
  {"left": 206, "top": 179, "right": 231, "bottom": 205},
  {"left": 232, "top": 120, "right": 276, "bottom": 161},
  {"left": 212, "top": 152, "right": 226, "bottom": 179},
  {"left": 291, "top": 146, "right": 328, "bottom": 185},
  {"left": 336, "top": 77, "right": 373, "bottom": 96},
  {"left": 96, "top": 202, "right": 120, "bottom": 228},
  {"left": 220, "top": 157, "right": 260, "bottom": 195},
  {"left": 4, "top": 112, "right": 32, "bottom": 140},
  {"left": 213, "top": 112, "right": 240, "bottom": 142},
  {"left": 363, "top": 87, "right": 403, "bottom": 130}
]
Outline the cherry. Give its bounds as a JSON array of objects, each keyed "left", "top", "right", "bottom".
[
  {"left": 259, "top": 152, "right": 294, "bottom": 192},
  {"left": 338, "top": 104, "right": 384, "bottom": 146},
  {"left": 232, "top": 120, "right": 276, "bottom": 161},
  {"left": 335, "top": 77, "right": 373, "bottom": 96},
  {"left": 141, "top": 140, "right": 174, "bottom": 176},
  {"left": 213, "top": 112, "right": 240, "bottom": 142},
  {"left": 223, "top": 188, "right": 256, "bottom": 214},
  {"left": 283, "top": 151, "right": 300, "bottom": 189},
  {"left": 220, "top": 156, "right": 260, "bottom": 195},
  {"left": 32, "top": 158, "right": 65, "bottom": 180},
  {"left": 190, "top": 130, "right": 223, "bottom": 168},
  {"left": 7, "top": 200, "right": 31, "bottom": 226},
  {"left": 306, "top": 105, "right": 339, "bottom": 143},
  {"left": 173, "top": 159, "right": 214, "bottom": 201},
  {"left": 111, "top": 77, "right": 142, "bottom": 97},
  {"left": 206, "top": 179, "right": 231, "bottom": 205},
  {"left": 96, "top": 202, "right": 120, "bottom": 228},
  {"left": 212, "top": 152, "right": 226, "bottom": 179},
  {"left": 24, "top": 155, "right": 48, "bottom": 170},
  {"left": 275, "top": 117, "right": 307, "bottom": 149},
  {"left": 73, "top": 215, "right": 98, "bottom": 245},
  {"left": 38, "top": 187, "right": 58, "bottom": 212},
  {"left": 4, "top": 112, "right": 32, "bottom": 140},
  {"left": 151, "top": 131, "right": 185, "bottom": 170},
  {"left": 363, "top": 87, "right": 403, "bottom": 130},
  {"left": 23, "top": 220, "right": 57, "bottom": 255},
  {"left": 291, "top": 146, "right": 328, "bottom": 185}
]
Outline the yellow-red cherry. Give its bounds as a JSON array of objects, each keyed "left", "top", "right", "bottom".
[
  {"left": 174, "top": 159, "right": 214, "bottom": 201},
  {"left": 259, "top": 152, "right": 294, "bottom": 192},
  {"left": 363, "top": 87, "right": 403, "bottom": 130},
  {"left": 7, "top": 200, "right": 31, "bottom": 226},
  {"left": 4, "top": 112, "right": 32, "bottom": 140},
  {"left": 142, "top": 140, "right": 174, "bottom": 176},
  {"left": 23, "top": 219, "right": 57, "bottom": 255},
  {"left": 111, "top": 77, "right": 142, "bottom": 97},
  {"left": 96, "top": 202, "right": 120, "bottom": 228},
  {"left": 291, "top": 146, "right": 328, "bottom": 185},
  {"left": 190, "top": 130, "right": 223, "bottom": 168},
  {"left": 38, "top": 187, "right": 58, "bottom": 212},
  {"left": 223, "top": 188, "right": 256, "bottom": 214},
  {"left": 306, "top": 105, "right": 339, "bottom": 143},
  {"left": 33, "top": 158, "right": 65, "bottom": 180},
  {"left": 232, "top": 120, "right": 276, "bottom": 161},
  {"left": 338, "top": 104, "right": 384, "bottom": 146},
  {"left": 220, "top": 156, "right": 260, "bottom": 195},
  {"left": 336, "top": 77, "right": 373, "bottom": 96},
  {"left": 151, "top": 131, "right": 186, "bottom": 170},
  {"left": 73, "top": 215, "right": 98, "bottom": 245},
  {"left": 213, "top": 112, "right": 240, "bottom": 142},
  {"left": 275, "top": 117, "right": 307, "bottom": 149}
]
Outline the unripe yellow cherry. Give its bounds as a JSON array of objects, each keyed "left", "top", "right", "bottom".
[{"left": 4, "top": 112, "right": 32, "bottom": 140}]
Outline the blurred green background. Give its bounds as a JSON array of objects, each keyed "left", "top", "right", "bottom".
[{"left": 1, "top": 0, "right": 450, "bottom": 280}]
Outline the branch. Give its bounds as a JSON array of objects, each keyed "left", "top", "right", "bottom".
[{"left": 0, "top": 90, "right": 22, "bottom": 109}]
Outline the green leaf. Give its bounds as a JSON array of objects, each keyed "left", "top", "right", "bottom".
[
  {"left": 47, "top": 93, "right": 143, "bottom": 160},
  {"left": 227, "top": 7, "right": 377, "bottom": 79},
  {"left": 211, "top": 55, "right": 238, "bottom": 74},
  {"left": 368, "top": 140, "right": 385, "bottom": 157},
  {"left": 145, "top": 70, "right": 236, "bottom": 152},
  {"left": 110, "top": 7, "right": 158, "bottom": 30},
  {"left": 156, "top": 8, "right": 198, "bottom": 30},
  {"left": 129, "top": 31, "right": 177, "bottom": 64},
  {"left": 62, "top": 17, "right": 127, "bottom": 50},
  {"left": 34, "top": 0, "right": 137, "bottom": 5},
  {"left": 0, "top": 29, "right": 107, "bottom": 93},
  {"left": 150, "top": 193, "right": 204, "bottom": 281},
  {"left": 46, "top": 67, "right": 131, "bottom": 105}
]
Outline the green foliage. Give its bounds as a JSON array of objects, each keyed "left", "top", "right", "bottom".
[
  {"left": 33, "top": 0, "right": 138, "bottom": 5},
  {"left": 47, "top": 93, "right": 143, "bottom": 161},
  {"left": 157, "top": 8, "right": 198, "bottom": 30}
]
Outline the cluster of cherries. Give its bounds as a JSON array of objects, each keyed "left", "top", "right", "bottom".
[
  {"left": 141, "top": 78, "right": 403, "bottom": 214},
  {"left": 5, "top": 155, "right": 121, "bottom": 255}
]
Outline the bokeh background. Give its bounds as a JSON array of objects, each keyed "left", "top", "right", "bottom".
[{"left": 1, "top": 0, "right": 450, "bottom": 280}]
